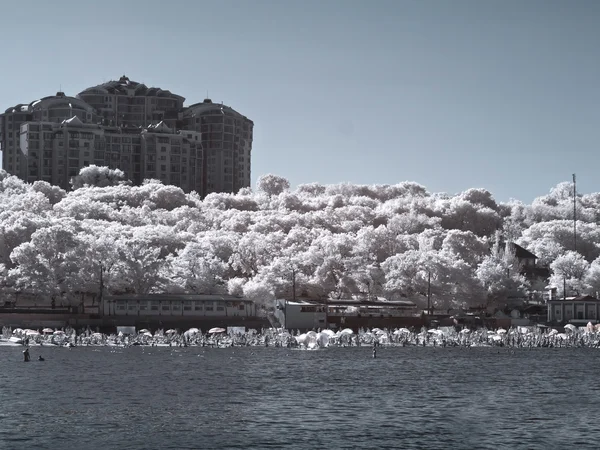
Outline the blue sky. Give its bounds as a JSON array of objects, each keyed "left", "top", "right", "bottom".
[{"left": 1, "top": 0, "right": 598, "bottom": 203}]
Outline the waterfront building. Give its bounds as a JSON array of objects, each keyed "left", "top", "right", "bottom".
[
  {"left": 102, "top": 294, "right": 257, "bottom": 319},
  {"left": 0, "top": 76, "right": 253, "bottom": 196},
  {"left": 273, "top": 298, "right": 418, "bottom": 331},
  {"left": 546, "top": 294, "right": 600, "bottom": 325}
]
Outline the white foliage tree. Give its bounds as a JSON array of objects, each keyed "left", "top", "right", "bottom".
[
  {"left": 256, "top": 174, "right": 290, "bottom": 197},
  {"left": 70, "top": 165, "right": 130, "bottom": 190},
  {"left": 549, "top": 251, "right": 590, "bottom": 297}
]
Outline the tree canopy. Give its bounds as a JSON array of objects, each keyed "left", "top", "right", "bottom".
[{"left": 0, "top": 168, "right": 593, "bottom": 309}]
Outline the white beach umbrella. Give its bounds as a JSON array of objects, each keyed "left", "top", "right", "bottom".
[
  {"left": 165, "top": 329, "right": 177, "bottom": 335},
  {"left": 42, "top": 328, "right": 54, "bottom": 334},
  {"left": 340, "top": 328, "right": 354, "bottom": 335},
  {"left": 394, "top": 328, "right": 411, "bottom": 335},
  {"left": 427, "top": 329, "right": 443, "bottom": 335},
  {"left": 295, "top": 333, "right": 308, "bottom": 345},
  {"left": 316, "top": 332, "right": 331, "bottom": 347},
  {"left": 53, "top": 330, "right": 65, "bottom": 335},
  {"left": 208, "top": 327, "right": 226, "bottom": 334}
]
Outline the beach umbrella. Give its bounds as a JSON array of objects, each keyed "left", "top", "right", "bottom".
[
  {"left": 316, "top": 331, "right": 331, "bottom": 347},
  {"left": 25, "top": 330, "right": 39, "bottom": 336},
  {"left": 394, "top": 328, "right": 411, "bottom": 335},
  {"left": 53, "top": 330, "right": 65, "bottom": 335},
  {"left": 295, "top": 333, "right": 308, "bottom": 345},
  {"left": 340, "top": 328, "right": 354, "bottom": 335},
  {"left": 165, "top": 329, "right": 177, "bottom": 335},
  {"left": 208, "top": 327, "right": 226, "bottom": 334},
  {"left": 564, "top": 324, "right": 577, "bottom": 333},
  {"left": 142, "top": 331, "right": 153, "bottom": 338},
  {"left": 320, "top": 329, "right": 335, "bottom": 337},
  {"left": 496, "top": 328, "right": 507, "bottom": 334},
  {"left": 460, "top": 329, "right": 470, "bottom": 334},
  {"left": 42, "top": 328, "right": 54, "bottom": 334},
  {"left": 138, "top": 329, "right": 150, "bottom": 334}
]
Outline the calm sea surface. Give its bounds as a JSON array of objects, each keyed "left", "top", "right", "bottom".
[{"left": 0, "top": 345, "right": 598, "bottom": 449}]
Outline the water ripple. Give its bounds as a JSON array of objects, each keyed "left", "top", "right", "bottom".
[{"left": 1, "top": 346, "right": 599, "bottom": 449}]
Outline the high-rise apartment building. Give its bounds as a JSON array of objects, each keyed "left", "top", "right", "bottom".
[{"left": 0, "top": 76, "right": 253, "bottom": 196}]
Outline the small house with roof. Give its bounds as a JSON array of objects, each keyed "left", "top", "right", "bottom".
[{"left": 506, "top": 242, "right": 550, "bottom": 281}]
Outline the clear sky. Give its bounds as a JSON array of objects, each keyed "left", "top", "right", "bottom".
[{"left": 1, "top": 0, "right": 598, "bottom": 203}]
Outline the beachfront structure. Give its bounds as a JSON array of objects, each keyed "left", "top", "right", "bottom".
[
  {"left": 274, "top": 300, "right": 327, "bottom": 330},
  {"left": 0, "top": 76, "right": 253, "bottom": 196},
  {"left": 274, "top": 298, "right": 418, "bottom": 330},
  {"left": 102, "top": 294, "right": 257, "bottom": 318},
  {"left": 547, "top": 294, "right": 600, "bottom": 325}
]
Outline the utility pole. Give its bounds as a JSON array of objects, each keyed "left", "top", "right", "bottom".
[
  {"left": 291, "top": 267, "right": 296, "bottom": 301},
  {"left": 427, "top": 271, "right": 432, "bottom": 316},
  {"left": 99, "top": 264, "right": 104, "bottom": 315},
  {"left": 573, "top": 174, "right": 577, "bottom": 252}
]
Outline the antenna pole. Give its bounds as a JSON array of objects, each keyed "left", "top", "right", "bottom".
[
  {"left": 427, "top": 271, "right": 431, "bottom": 315},
  {"left": 573, "top": 173, "right": 577, "bottom": 252}
]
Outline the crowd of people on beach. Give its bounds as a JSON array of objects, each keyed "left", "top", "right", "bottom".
[{"left": 3, "top": 323, "right": 600, "bottom": 350}]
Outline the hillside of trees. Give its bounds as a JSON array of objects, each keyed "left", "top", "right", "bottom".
[{"left": 1, "top": 166, "right": 598, "bottom": 311}]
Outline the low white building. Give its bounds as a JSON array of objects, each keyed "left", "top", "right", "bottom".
[
  {"left": 274, "top": 298, "right": 417, "bottom": 330},
  {"left": 103, "top": 294, "right": 256, "bottom": 318},
  {"left": 274, "top": 300, "right": 327, "bottom": 330}
]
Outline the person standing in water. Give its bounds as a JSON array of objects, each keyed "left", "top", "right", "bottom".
[{"left": 23, "top": 348, "right": 30, "bottom": 362}]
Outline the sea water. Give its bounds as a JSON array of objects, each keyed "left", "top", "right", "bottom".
[{"left": 0, "top": 346, "right": 598, "bottom": 449}]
